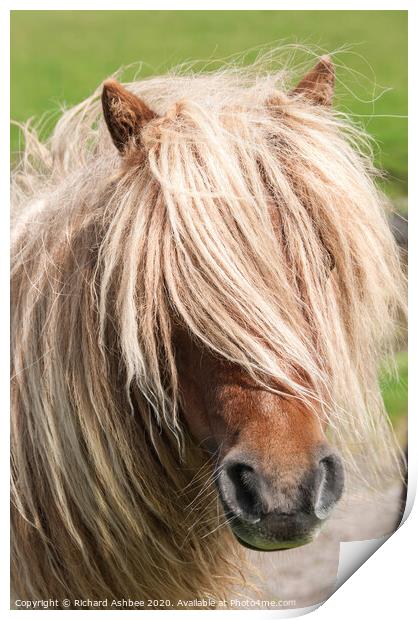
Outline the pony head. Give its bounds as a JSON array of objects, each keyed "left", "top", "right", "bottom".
[{"left": 11, "top": 53, "right": 405, "bottom": 601}]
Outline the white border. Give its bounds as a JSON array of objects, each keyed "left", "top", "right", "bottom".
[{"left": 3, "top": 3, "right": 415, "bottom": 619}]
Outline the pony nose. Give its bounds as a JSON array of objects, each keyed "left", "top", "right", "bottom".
[
  {"left": 313, "top": 453, "right": 344, "bottom": 519},
  {"left": 218, "top": 459, "right": 267, "bottom": 523},
  {"left": 217, "top": 451, "right": 344, "bottom": 524}
]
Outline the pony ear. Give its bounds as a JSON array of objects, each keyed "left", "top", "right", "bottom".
[
  {"left": 101, "top": 79, "right": 157, "bottom": 153},
  {"left": 291, "top": 56, "right": 335, "bottom": 106}
]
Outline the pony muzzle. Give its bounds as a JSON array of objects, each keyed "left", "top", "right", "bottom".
[{"left": 217, "top": 449, "right": 344, "bottom": 551}]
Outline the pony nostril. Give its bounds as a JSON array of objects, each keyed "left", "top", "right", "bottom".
[
  {"left": 314, "top": 453, "right": 344, "bottom": 520},
  {"left": 218, "top": 460, "right": 264, "bottom": 523}
]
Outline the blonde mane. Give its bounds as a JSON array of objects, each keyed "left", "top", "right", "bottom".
[{"left": 11, "top": 52, "right": 405, "bottom": 604}]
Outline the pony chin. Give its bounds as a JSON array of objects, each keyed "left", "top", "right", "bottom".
[
  {"left": 227, "top": 510, "right": 325, "bottom": 552},
  {"left": 233, "top": 531, "right": 319, "bottom": 552}
]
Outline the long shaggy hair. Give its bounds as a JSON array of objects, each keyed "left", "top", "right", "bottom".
[{"left": 11, "top": 52, "right": 405, "bottom": 604}]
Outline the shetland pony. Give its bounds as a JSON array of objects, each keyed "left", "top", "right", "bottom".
[{"left": 11, "top": 55, "right": 405, "bottom": 606}]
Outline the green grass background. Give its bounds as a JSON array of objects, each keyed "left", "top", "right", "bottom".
[
  {"left": 10, "top": 10, "right": 407, "bottom": 427},
  {"left": 381, "top": 351, "right": 408, "bottom": 424},
  {"left": 11, "top": 10, "right": 407, "bottom": 195}
]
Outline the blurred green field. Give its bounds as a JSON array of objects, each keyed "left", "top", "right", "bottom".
[
  {"left": 10, "top": 10, "right": 407, "bottom": 429},
  {"left": 381, "top": 350, "right": 408, "bottom": 424},
  {"left": 11, "top": 10, "right": 407, "bottom": 195}
]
